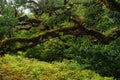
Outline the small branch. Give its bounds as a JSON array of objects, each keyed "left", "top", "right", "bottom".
[{"left": 101, "top": 0, "right": 120, "bottom": 12}]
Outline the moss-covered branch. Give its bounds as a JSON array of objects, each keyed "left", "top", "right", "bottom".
[{"left": 0, "top": 15, "right": 120, "bottom": 55}]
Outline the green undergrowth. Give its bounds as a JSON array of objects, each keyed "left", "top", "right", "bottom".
[{"left": 0, "top": 54, "right": 113, "bottom": 80}]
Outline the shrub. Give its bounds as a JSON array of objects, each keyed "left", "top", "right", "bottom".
[
  {"left": 71, "top": 37, "right": 120, "bottom": 79},
  {"left": 25, "top": 38, "right": 66, "bottom": 62}
]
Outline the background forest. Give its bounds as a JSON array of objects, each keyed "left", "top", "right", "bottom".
[{"left": 0, "top": 0, "right": 120, "bottom": 80}]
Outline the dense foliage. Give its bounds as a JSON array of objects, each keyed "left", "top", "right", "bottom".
[
  {"left": 0, "top": 55, "right": 113, "bottom": 80},
  {"left": 0, "top": 0, "right": 120, "bottom": 79}
]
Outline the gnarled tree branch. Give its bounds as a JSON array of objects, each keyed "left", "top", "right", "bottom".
[{"left": 0, "top": 15, "right": 120, "bottom": 55}]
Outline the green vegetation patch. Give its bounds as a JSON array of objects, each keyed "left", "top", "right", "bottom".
[{"left": 0, "top": 55, "right": 113, "bottom": 80}]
